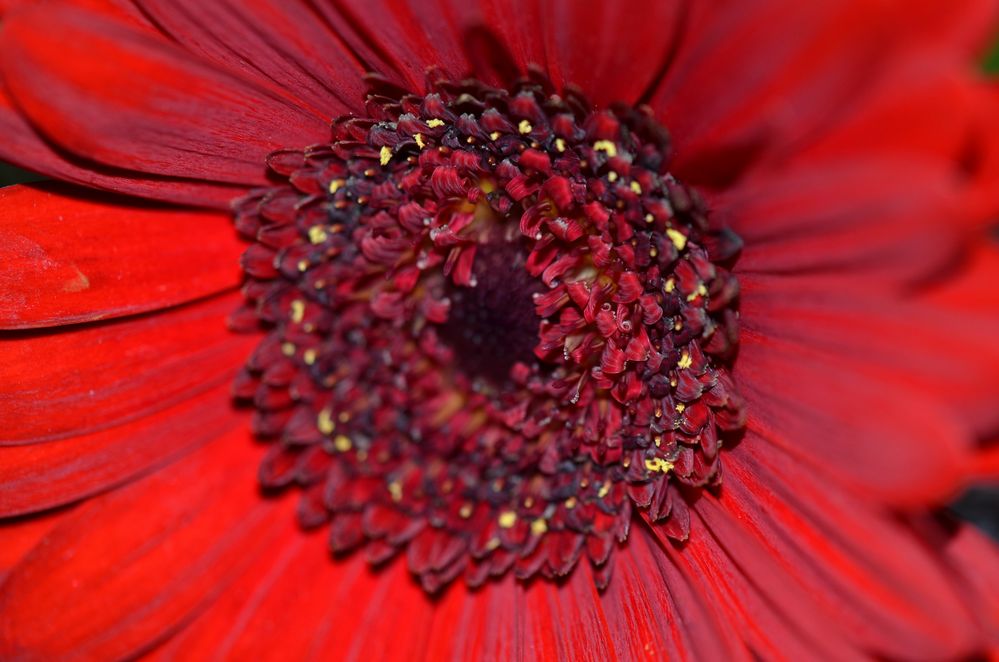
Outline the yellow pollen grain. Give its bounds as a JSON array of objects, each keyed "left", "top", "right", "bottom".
[
  {"left": 459, "top": 504, "right": 473, "bottom": 519},
  {"left": 328, "top": 179, "right": 344, "bottom": 194},
  {"left": 333, "top": 434, "right": 352, "bottom": 452},
  {"left": 555, "top": 138, "right": 566, "bottom": 153},
  {"left": 379, "top": 145, "right": 392, "bottom": 166},
  {"left": 414, "top": 133, "right": 426, "bottom": 149},
  {"left": 489, "top": 131, "right": 501, "bottom": 141},
  {"left": 630, "top": 181, "right": 642, "bottom": 194},
  {"left": 317, "top": 408, "right": 335, "bottom": 435},
  {"left": 426, "top": 118, "right": 445, "bottom": 128},
  {"left": 644, "top": 458, "right": 674, "bottom": 474},
  {"left": 281, "top": 342, "right": 296, "bottom": 356},
  {"left": 666, "top": 228, "right": 688, "bottom": 250},
  {"left": 518, "top": 120, "right": 533, "bottom": 134},
  {"left": 531, "top": 519, "right": 548, "bottom": 536},
  {"left": 607, "top": 171, "right": 619, "bottom": 183},
  {"left": 308, "top": 225, "right": 328, "bottom": 244},
  {"left": 597, "top": 483, "right": 611, "bottom": 498},
  {"left": 498, "top": 511, "right": 517, "bottom": 528},
  {"left": 466, "top": 136, "right": 475, "bottom": 144},
  {"left": 486, "top": 537, "right": 501, "bottom": 551},
  {"left": 675, "top": 403, "right": 686, "bottom": 413},
  {"left": 297, "top": 259, "right": 309, "bottom": 272},
  {"left": 645, "top": 213, "right": 655, "bottom": 224},
  {"left": 290, "top": 300, "right": 305, "bottom": 323},
  {"left": 388, "top": 481, "right": 403, "bottom": 502},
  {"left": 678, "top": 350, "right": 692, "bottom": 370},
  {"left": 303, "top": 349, "right": 317, "bottom": 365},
  {"left": 564, "top": 497, "right": 578, "bottom": 509},
  {"left": 593, "top": 140, "right": 618, "bottom": 157},
  {"left": 664, "top": 278, "right": 676, "bottom": 293},
  {"left": 686, "top": 283, "right": 709, "bottom": 302}
]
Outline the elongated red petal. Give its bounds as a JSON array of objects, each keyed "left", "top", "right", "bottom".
[
  {"left": 310, "top": 0, "right": 473, "bottom": 92},
  {"left": 736, "top": 334, "right": 970, "bottom": 506},
  {"left": 133, "top": 0, "right": 366, "bottom": 120},
  {"left": 716, "top": 157, "right": 962, "bottom": 290},
  {"left": 652, "top": 0, "right": 999, "bottom": 178},
  {"left": 0, "top": 183, "right": 244, "bottom": 329},
  {"left": 0, "top": 429, "right": 285, "bottom": 662},
  {"left": 0, "top": 509, "right": 73, "bottom": 580},
  {"left": 0, "top": 82, "right": 248, "bottom": 207},
  {"left": 661, "top": 509, "right": 865, "bottom": 661},
  {"left": 698, "top": 442, "right": 981, "bottom": 658},
  {"left": 741, "top": 271, "right": 999, "bottom": 441},
  {"left": 0, "top": 382, "right": 240, "bottom": 516},
  {"left": 0, "top": 292, "right": 254, "bottom": 444},
  {"left": 1, "top": 2, "right": 330, "bottom": 185},
  {"left": 521, "top": 0, "right": 686, "bottom": 108}
]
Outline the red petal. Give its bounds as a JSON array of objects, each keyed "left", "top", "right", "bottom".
[
  {"left": 0, "top": 183, "right": 244, "bottom": 329},
  {"left": 716, "top": 157, "right": 963, "bottom": 290},
  {"left": 601, "top": 526, "right": 751, "bottom": 660},
  {"left": 942, "top": 523, "right": 999, "bottom": 636},
  {"left": 1, "top": 2, "right": 330, "bottom": 185},
  {"left": 0, "top": 382, "right": 240, "bottom": 516},
  {"left": 523, "top": 0, "right": 686, "bottom": 107},
  {"left": 699, "top": 442, "right": 982, "bottom": 658},
  {"left": 798, "top": 63, "right": 981, "bottom": 166},
  {"left": 310, "top": 0, "right": 473, "bottom": 92},
  {"left": 0, "top": 292, "right": 254, "bottom": 443},
  {"left": 741, "top": 268, "right": 999, "bottom": 443},
  {"left": 735, "top": 333, "right": 971, "bottom": 506},
  {"left": 156, "top": 536, "right": 429, "bottom": 660},
  {"left": 133, "top": 0, "right": 367, "bottom": 120},
  {"left": 0, "top": 429, "right": 285, "bottom": 662},
  {"left": 652, "top": 0, "right": 999, "bottom": 179},
  {"left": 0, "top": 509, "right": 73, "bottom": 580},
  {"left": 662, "top": 508, "right": 866, "bottom": 661},
  {"left": 0, "top": 81, "right": 248, "bottom": 207}
]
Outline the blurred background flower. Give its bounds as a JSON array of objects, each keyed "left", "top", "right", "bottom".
[{"left": 1, "top": 1, "right": 999, "bottom": 660}]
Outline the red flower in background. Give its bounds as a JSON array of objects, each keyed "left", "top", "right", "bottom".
[{"left": 2, "top": 0, "right": 999, "bottom": 659}]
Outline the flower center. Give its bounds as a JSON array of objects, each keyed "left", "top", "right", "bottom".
[
  {"left": 233, "top": 71, "right": 745, "bottom": 592},
  {"left": 438, "top": 241, "right": 542, "bottom": 385}
]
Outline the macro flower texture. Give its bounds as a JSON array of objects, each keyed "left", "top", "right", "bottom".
[{"left": 1, "top": 0, "right": 999, "bottom": 659}]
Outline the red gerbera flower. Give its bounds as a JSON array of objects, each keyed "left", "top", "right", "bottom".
[{"left": 2, "top": 0, "right": 999, "bottom": 659}]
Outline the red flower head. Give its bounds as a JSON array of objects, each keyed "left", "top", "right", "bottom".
[{"left": 1, "top": 1, "right": 999, "bottom": 660}]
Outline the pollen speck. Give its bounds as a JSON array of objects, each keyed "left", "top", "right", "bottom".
[
  {"left": 333, "top": 434, "right": 352, "bottom": 452},
  {"left": 593, "top": 140, "right": 618, "bottom": 157},
  {"left": 666, "top": 228, "right": 688, "bottom": 250},
  {"left": 308, "top": 226, "right": 328, "bottom": 244},
  {"left": 290, "top": 300, "right": 305, "bottom": 323},
  {"left": 317, "top": 409, "right": 335, "bottom": 435}
]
